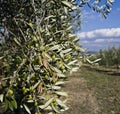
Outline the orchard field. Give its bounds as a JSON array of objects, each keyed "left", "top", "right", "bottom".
[{"left": 62, "top": 65, "right": 120, "bottom": 114}]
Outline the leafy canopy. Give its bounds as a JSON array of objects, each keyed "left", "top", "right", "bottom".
[{"left": 0, "top": 0, "right": 114, "bottom": 114}]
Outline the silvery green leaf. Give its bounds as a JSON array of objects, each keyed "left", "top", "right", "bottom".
[
  {"left": 60, "top": 52, "right": 64, "bottom": 58},
  {"left": 56, "top": 99, "right": 69, "bottom": 110},
  {"left": 46, "top": 85, "right": 61, "bottom": 90},
  {"left": 86, "top": 58, "right": 101, "bottom": 64},
  {"left": 107, "top": 0, "right": 114, "bottom": 5},
  {"left": 27, "top": 100, "right": 34, "bottom": 103},
  {"left": 32, "top": 81, "right": 40, "bottom": 89},
  {"left": 0, "top": 56, "right": 4, "bottom": 60},
  {"left": 54, "top": 30, "right": 63, "bottom": 34},
  {"left": 69, "top": 34, "right": 76, "bottom": 38},
  {"left": 70, "top": 67, "right": 79, "bottom": 74},
  {"left": 61, "top": 48, "right": 72, "bottom": 54},
  {"left": 55, "top": 81, "right": 65, "bottom": 86},
  {"left": 66, "top": 26, "right": 72, "bottom": 31},
  {"left": 57, "top": 48, "right": 63, "bottom": 53},
  {"left": 51, "top": 86, "right": 61, "bottom": 90},
  {"left": 64, "top": 7, "right": 68, "bottom": 14},
  {"left": 68, "top": 60, "right": 78, "bottom": 65},
  {"left": 93, "top": 58, "right": 101, "bottom": 63},
  {"left": 13, "top": 38, "right": 21, "bottom": 46},
  {"left": 57, "top": 73, "right": 66, "bottom": 78},
  {"left": 23, "top": 104, "right": 31, "bottom": 114},
  {"left": 44, "top": 15, "right": 55, "bottom": 20},
  {"left": 51, "top": 103, "right": 60, "bottom": 113},
  {"left": 39, "top": 98, "right": 54, "bottom": 109},
  {"left": 61, "top": 1, "right": 72, "bottom": 8},
  {"left": 49, "top": 65, "right": 62, "bottom": 74},
  {"left": 73, "top": 37, "right": 79, "bottom": 42},
  {"left": 63, "top": 63, "right": 71, "bottom": 69},
  {"left": 48, "top": 45, "right": 61, "bottom": 51},
  {"left": 34, "top": 65, "right": 40, "bottom": 70},
  {"left": 44, "top": 106, "right": 52, "bottom": 110},
  {"left": 45, "top": 53, "right": 52, "bottom": 61},
  {"left": 55, "top": 91, "right": 68, "bottom": 97},
  {"left": 72, "top": 5, "right": 77, "bottom": 10},
  {"left": 0, "top": 94, "right": 4, "bottom": 102}
]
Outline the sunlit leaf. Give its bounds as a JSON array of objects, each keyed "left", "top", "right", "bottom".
[
  {"left": 61, "top": 1, "right": 72, "bottom": 8},
  {"left": 28, "top": 22, "right": 33, "bottom": 27},
  {"left": 32, "top": 81, "right": 40, "bottom": 90},
  {"left": 60, "top": 48, "right": 72, "bottom": 54},
  {"left": 13, "top": 38, "right": 21, "bottom": 46},
  {"left": 56, "top": 99, "right": 69, "bottom": 110},
  {"left": 23, "top": 104, "right": 31, "bottom": 114},
  {"left": 39, "top": 98, "right": 54, "bottom": 109},
  {"left": 57, "top": 73, "right": 66, "bottom": 78},
  {"left": 51, "top": 103, "right": 60, "bottom": 113},
  {"left": 55, "top": 81, "right": 65, "bottom": 86},
  {"left": 47, "top": 85, "right": 61, "bottom": 90},
  {"left": 0, "top": 94, "right": 4, "bottom": 102},
  {"left": 55, "top": 91, "right": 68, "bottom": 97},
  {"left": 48, "top": 45, "right": 61, "bottom": 51},
  {"left": 68, "top": 60, "right": 78, "bottom": 65},
  {"left": 45, "top": 15, "right": 55, "bottom": 20}
]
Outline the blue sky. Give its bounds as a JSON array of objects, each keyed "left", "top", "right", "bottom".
[{"left": 77, "top": 0, "right": 120, "bottom": 52}]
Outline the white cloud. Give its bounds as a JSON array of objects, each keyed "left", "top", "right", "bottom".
[
  {"left": 81, "top": 40, "right": 89, "bottom": 44},
  {"left": 77, "top": 28, "right": 120, "bottom": 51},
  {"left": 94, "top": 39, "right": 105, "bottom": 43},
  {"left": 77, "top": 28, "right": 120, "bottom": 39},
  {"left": 94, "top": 38, "right": 120, "bottom": 43}
]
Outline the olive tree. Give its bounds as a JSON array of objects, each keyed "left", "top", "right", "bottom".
[{"left": 0, "top": 0, "right": 114, "bottom": 114}]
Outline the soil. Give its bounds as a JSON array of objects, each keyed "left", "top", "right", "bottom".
[{"left": 62, "top": 75, "right": 99, "bottom": 114}]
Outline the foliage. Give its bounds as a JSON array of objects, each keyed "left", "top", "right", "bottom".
[
  {"left": 96, "top": 46, "right": 120, "bottom": 67},
  {"left": 0, "top": 0, "right": 114, "bottom": 114},
  {"left": 0, "top": 0, "right": 82, "bottom": 114}
]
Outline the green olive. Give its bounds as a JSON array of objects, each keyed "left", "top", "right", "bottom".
[
  {"left": 29, "top": 86, "right": 33, "bottom": 91},
  {"left": 45, "top": 75, "right": 49, "bottom": 79},
  {"left": 8, "top": 89, "right": 13, "bottom": 95},
  {"left": 52, "top": 55, "right": 56, "bottom": 59},
  {"left": 65, "top": 54, "right": 71, "bottom": 59},
  {"left": 61, "top": 65, "right": 65, "bottom": 70},
  {"left": 29, "top": 95, "right": 33, "bottom": 100},
  {"left": 33, "top": 36, "right": 37, "bottom": 42},
  {"left": 22, "top": 87, "right": 27, "bottom": 94},
  {"left": 35, "top": 112, "right": 41, "bottom": 114},
  {"left": 34, "top": 101, "right": 38, "bottom": 106}
]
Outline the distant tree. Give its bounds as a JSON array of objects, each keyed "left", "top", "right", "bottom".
[{"left": 97, "top": 46, "right": 120, "bottom": 67}]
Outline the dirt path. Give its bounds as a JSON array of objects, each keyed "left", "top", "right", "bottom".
[{"left": 62, "top": 76, "right": 99, "bottom": 114}]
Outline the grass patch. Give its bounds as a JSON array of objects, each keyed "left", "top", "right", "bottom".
[{"left": 78, "top": 67, "right": 120, "bottom": 114}]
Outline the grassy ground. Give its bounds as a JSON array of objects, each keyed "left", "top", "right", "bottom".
[
  {"left": 77, "top": 66, "right": 120, "bottom": 114},
  {"left": 62, "top": 76, "right": 99, "bottom": 114},
  {"left": 62, "top": 66, "right": 120, "bottom": 114}
]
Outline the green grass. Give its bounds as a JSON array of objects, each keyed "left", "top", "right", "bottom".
[{"left": 78, "top": 67, "right": 120, "bottom": 114}]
